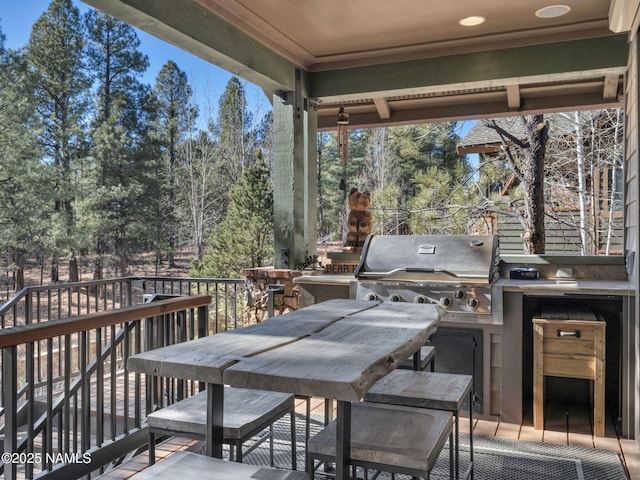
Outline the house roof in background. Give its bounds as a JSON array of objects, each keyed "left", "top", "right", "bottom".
[{"left": 457, "top": 114, "right": 579, "bottom": 154}]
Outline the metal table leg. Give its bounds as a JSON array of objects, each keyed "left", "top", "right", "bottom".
[
  {"left": 336, "top": 400, "right": 351, "bottom": 480},
  {"left": 206, "top": 383, "right": 224, "bottom": 458}
]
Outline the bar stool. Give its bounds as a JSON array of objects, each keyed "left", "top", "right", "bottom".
[
  {"left": 307, "top": 401, "right": 453, "bottom": 480},
  {"left": 365, "top": 370, "right": 473, "bottom": 480},
  {"left": 147, "top": 387, "right": 296, "bottom": 469}
]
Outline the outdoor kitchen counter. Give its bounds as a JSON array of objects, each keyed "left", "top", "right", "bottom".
[{"left": 496, "top": 278, "right": 634, "bottom": 296}]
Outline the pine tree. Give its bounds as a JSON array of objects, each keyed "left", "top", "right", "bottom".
[
  {"left": 152, "top": 61, "right": 197, "bottom": 267},
  {"left": 26, "top": 0, "right": 90, "bottom": 282},
  {"left": 0, "top": 26, "right": 51, "bottom": 290},
  {"left": 212, "top": 77, "right": 257, "bottom": 188},
  {"left": 85, "top": 10, "right": 149, "bottom": 277}
]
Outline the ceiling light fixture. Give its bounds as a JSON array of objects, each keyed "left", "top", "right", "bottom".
[
  {"left": 535, "top": 5, "right": 571, "bottom": 19},
  {"left": 459, "top": 16, "right": 485, "bottom": 27}
]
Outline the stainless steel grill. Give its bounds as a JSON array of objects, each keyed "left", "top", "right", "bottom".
[{"left": 354, "top": 234, "right": 499, "bottom": 319}]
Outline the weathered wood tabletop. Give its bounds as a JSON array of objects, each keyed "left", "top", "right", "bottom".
[
  {"left": 127, "top": 298, "right": 442, "bottom": 479},
  {"left": 224, "top": 301, "right": 440, "bottom": 400}
]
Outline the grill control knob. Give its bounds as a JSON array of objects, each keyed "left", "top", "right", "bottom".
[
  {"left": 365, "top": 293, "right": 379, "bottom": 301},
  {"left": 467, "top": 297, "right": 480, "bottom": 310},
  {"left": 439, "top": 297, "right": 452, "bottom": 308},
  {"left": 454, "top": 289, "right": 466, "bottom": 300},
  {"left": 414, "top": 295, "right": 430, "bottom": 304},
  {"left": 389, "top": 294, "right": 403, "bottom": 302}
]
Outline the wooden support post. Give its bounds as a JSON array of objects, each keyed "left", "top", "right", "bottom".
[{"left": 273, "top": 68, "right": 317, "bottom": 269}]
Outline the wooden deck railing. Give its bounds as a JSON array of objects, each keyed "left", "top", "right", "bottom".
[{"left": 0, "top": 295, "right": 211, "bottom": 480}]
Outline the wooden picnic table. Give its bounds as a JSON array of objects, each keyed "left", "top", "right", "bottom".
[{"left": 127, "top": 298, "right": 442, "bottom": 480}]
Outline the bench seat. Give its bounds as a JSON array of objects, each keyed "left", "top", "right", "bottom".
[{"left": 131, "top": 451, "right": 308, "bottom": 480}]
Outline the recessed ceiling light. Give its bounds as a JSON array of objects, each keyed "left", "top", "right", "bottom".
[
  {"left": 459, "top": 16, "right": 485, "bottom": 27},
  {"left": 535, "top": 5, "right": 571, "bottom": 19}
]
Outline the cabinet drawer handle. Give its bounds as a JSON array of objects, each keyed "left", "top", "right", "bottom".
[{"left": 557, "top": 329, "right": 581, "bottom": 338}]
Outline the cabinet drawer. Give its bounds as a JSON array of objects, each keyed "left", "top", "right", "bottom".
[
  {"left": 542, "top": 353, "right": 595, "bottom": 379},
  {"left": 534, "top": 319, "right": 604, "bottom": 357}
]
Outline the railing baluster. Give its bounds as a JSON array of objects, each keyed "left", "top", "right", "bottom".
[
  {"left": 45, "top": 337, "right": 53, "bottom": 471},
  {"left": 63, "top": 334, "right": 71, "bottom": 454},
  {"left": 123, "top": 322, "right": 130, "bottom": 433},
  {"left": 110, "top": 324, "right": 117, "bottom": 440},
  {"left": 26, "top": 342, "right": 35, "bottom": 479},
  {"left": 80, "top": 331, "right": 90, "bottom": 455},
  {"left": 2, "top": 345, "right": 18, "bottom": 480},
  {"left": 134, "top": 317, "right": 142, "bottom": 427},
  {"left": 96, "top": 327, "right": 104, "bottom": 448}
]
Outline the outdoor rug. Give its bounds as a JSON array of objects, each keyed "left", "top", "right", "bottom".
[
  {"left": 429, "top": 433, "right": 627, "bottom": 480},
  {"left": 189, "top": 412, "right": 629, "bottom": 480}
]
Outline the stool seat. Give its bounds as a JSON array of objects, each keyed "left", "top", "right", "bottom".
[
  {"left": 399, "top": 345, "right": 436, "bottom": 371},
  {"left": 131, "top": 451, "right": 308, "bottom": 480},
  {"left": 365, "top": 370, "right": 471, "bottom": 410},
  {"left": 147, "top": 387, "right": 295, "bottom": 468},
  {"left": 307, "top": 402, "right": 452, "bottom": 478}
]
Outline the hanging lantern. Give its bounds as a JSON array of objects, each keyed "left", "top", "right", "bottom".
[{"left": 337, "top": 106, "right": 349, "bottom": 166}]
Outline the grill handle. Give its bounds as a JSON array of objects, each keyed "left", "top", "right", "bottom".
[{"left": 356, "top": 267, "right": 487, "bottom": 279}]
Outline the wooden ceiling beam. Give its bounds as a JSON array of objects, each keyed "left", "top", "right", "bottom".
[
  {"left": 603, "top": 75, "right": 621, "bottom": 100},
  {"left": 506, "top": 84, "right": 521, "bottom": 110},
  {"left": 317, "top": 90, "right": 623, "bottom": 130},
  {"left": 373, "top": 97, "right": 391, "bottom": 120}
]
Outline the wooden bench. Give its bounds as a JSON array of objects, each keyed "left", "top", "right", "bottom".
[
  {"left": 131, "top": 451, "right": 308, "bottom": 480},
  {"left": 533, "top": 306, "right": 606, "bottom": 436},
  {"left": 307, "top": 401, "right": 453, "bottom": 479},
  {"left": 147, "top": 387, "right": 296, "bottom": 469},
  {"left": 365, "top": 370, "right": 473, "bottom": 480}
]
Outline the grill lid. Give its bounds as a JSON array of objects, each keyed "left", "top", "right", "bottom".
[{"left": 354, "top": 234, "right": 499, "bottom": 283}]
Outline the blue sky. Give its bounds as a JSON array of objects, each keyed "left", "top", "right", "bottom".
[{"left": 0, "top": 0, "right": 272, "bottom": 124}]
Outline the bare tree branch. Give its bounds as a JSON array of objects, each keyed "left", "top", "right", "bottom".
[{"left": 483, "top": 120, "right": 524, "bottom": 180}]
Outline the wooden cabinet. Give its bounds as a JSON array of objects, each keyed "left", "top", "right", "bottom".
[{"left": 533, "top": 307, "right": 605, "bottom": 436}]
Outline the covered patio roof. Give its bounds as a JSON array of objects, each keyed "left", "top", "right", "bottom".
[{"left": 82, "top": 0, "right": 629, "bottom": 129}]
